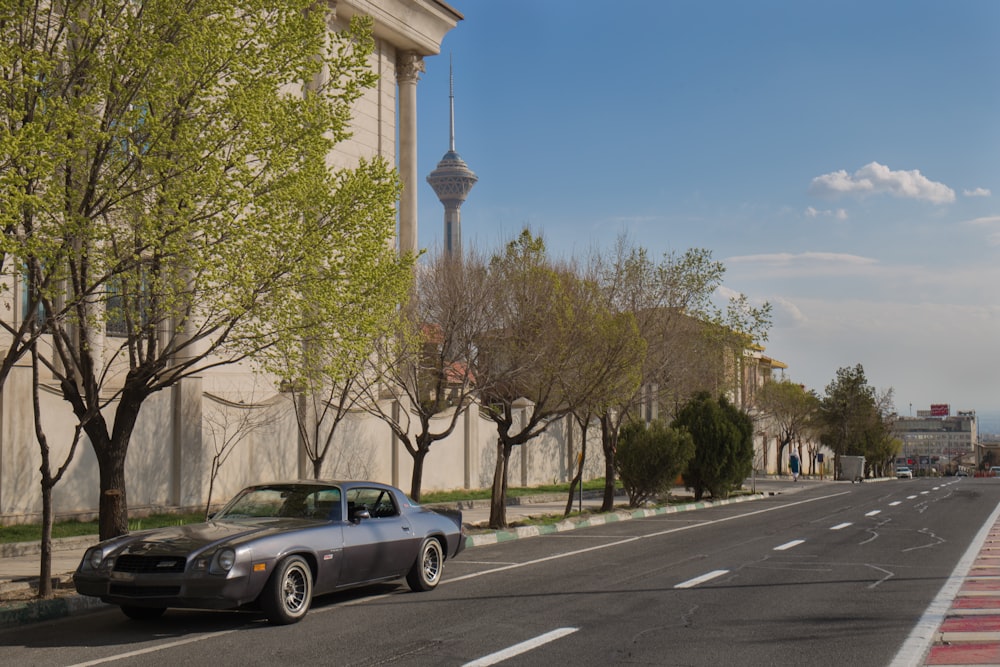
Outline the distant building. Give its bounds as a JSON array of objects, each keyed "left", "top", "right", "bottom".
[{"left": 894, "top": 410, "right": 978, "bottom": 473}]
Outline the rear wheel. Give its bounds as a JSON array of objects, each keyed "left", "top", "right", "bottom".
[
  {"left": 406, "top": 538, "right": 444, "bottom": 591},
  {"left": 120, "top": 605, "right": 166, "bottom": 621},
  {"left": 261, "top": 555, "right": 312, "bottom": 625}
]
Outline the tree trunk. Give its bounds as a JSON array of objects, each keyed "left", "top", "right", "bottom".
[
  {"left": 87, "top": 382, "right": 149, "bottom": 540},
  {"left": 409, "top": 446, "right": 428, "bottom": 502},
  {"left": 96, "top": 444, "right": 129, "bottom": 540},
  {"left": 600, "top": 415, "right": 617, "bottom": 512},
  {"left": 564, "top": 426, "right": 586, "bottom": 516},
  {"left": 488, "top": 439, "right": 510, "bottom": 529},
  {"left": 38, "top": 482, "right": 54, "bottom": 599}
]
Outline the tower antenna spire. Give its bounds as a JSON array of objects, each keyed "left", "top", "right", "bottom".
[{"left": 448, "top": 54, "right": 456, "bottom": 152}]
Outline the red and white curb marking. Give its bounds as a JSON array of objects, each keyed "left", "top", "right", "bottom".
[{"left": 924, "top": 522, "right": 1000, "bottom": 665}]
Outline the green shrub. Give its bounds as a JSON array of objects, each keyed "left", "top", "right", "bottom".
[
  {"left": 615, "top": 419, "right": 695, "bottom": 507},
  {"left": 674, "top": 392, "right": 753, "bottom": 500}
]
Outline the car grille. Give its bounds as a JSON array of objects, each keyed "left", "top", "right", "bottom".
[
  {"left": 114, "top": 555, "right": 187, "bottom": 574},
  {"left": 109, "top": 584, "right": 181, "bottom": 597}
]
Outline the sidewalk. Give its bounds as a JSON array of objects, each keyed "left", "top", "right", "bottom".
[{"left": 0, "top": 478, "right": 814, "bottom": 629}]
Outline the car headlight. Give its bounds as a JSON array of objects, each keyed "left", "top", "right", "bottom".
[
  {"left": 84, "top": 547, "right": 104, "bottom": 570},
  {"left": 213, "top": 548, "right": 236, "bottom": 573}
]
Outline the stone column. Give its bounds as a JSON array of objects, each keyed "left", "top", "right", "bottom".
[{"left": 397, "top": 51, "right": 424, "bottom": 257}]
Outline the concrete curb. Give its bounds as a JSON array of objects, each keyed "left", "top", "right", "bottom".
[
  {"left": 0, "top": 594, "right": 109, "bottom": 628},
  {"left": 0, "top": 535, "right": 96, "bottom": 559},
  {"left": 464, "top": 492, "right": 765, "bottom": 548}
]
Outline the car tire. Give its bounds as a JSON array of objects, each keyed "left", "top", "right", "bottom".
[
  {"left": 261, "top": 555, "right": 313, "bottom": 625},
  {"left": 120, "top": 605, "right": 166, "bottom": 621},
  {"left": 406, "top": 538, "right": 444, "bottom": 592}
]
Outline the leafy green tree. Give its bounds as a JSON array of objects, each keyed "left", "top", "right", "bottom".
[
  {"left": 475, "top": 229, "right": 576, "bottom": 529},
  {"left": 1, "top": 2, "right": 405, "bottom": 540},
  {"left": 615, "top": 420, "right": 694, "bottom": 507},
  {"left": 674, "top": 392, "right": 753, "bottom": 500},
  {"left": 559, "top": 265, "right": 645, "bottom": 516},
  {"left": 818, "top": 365, "right": 896, "bottom": 477},
  {"left": 589, "top": 237, "right": 770, "bottom": 510},
  {"left": 754, "top": 380, "right": 820, "bottom": 474}
]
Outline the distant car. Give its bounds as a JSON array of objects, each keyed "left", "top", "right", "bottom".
[
  {"left": 956, "top": 469, "right": 969, "bottom": 477},
  {"left": 74, "top": 480, "right": 464, "bottom": 624},
  {"left": 990, "top": 467, "right": 1000, "bottom": 477},
  {"left": 896, "top": 466, "right": 913, "bottom": 479}
]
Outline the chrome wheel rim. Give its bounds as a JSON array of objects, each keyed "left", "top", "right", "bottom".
[
  {"left": 283, "top": 565, "right": 309, "bottom": 613},
  {"left": 423, "top": 543, "right": 441, "bottom": 584}
]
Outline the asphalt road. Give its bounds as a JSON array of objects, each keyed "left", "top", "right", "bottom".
[{"left": 2, "top": 477, "right": 997, "bottom": 666}]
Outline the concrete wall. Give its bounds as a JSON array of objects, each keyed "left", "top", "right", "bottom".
[{"left": 0, "top": 367, "right": 607, "bottom": 524}]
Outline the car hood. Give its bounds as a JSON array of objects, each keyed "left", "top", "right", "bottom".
[{"left": 117, "top": 519, "right": 310, "bottom": 556}]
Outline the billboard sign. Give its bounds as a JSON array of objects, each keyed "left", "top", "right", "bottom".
[{"left": 931, "top": 404, "right": 950, "bottom": 417}]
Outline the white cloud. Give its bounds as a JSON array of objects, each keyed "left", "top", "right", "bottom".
[
  {"left": 964, "top": 187, "right": 991, "bottom": 197},
  {"left": 966, "top": 215, "right": 1000, "bottom": 226},
  {"left": 727, "top": 251, "right": 876, "bottom": 266},
  {"left": 809, "top": 161, "right": 955, "bottom": 204},
  {"left": 805, "top": 206, "right": 848, "bottom": 219},
  {"left": 763, "top": 297, "right": 1000, "bottom": 408},
  {"left": 964, "top": 216, "right": 1000, "bottom": 245},
  {"left": 771, "top": 296, "right": 806, "bottom": 326}
]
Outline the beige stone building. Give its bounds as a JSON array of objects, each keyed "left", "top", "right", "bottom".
[{"left": 0, "top": 1, "right": 610, "bottom": 526}]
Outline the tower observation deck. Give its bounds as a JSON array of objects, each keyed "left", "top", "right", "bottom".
[{"left": 426, "top": 59, "right": 477, "bottom": 256}]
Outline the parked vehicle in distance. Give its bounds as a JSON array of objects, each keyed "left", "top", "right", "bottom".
[
  {"left": 896, "top": 466, "right": 913, "bottom": 479},
  {"left": 74, "top": 480, "right": 464, "bottom": 624},
  {"left": 990, "top": 466, "right": 1000, "bottom": 477}
]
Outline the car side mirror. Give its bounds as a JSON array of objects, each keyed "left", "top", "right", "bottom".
[{"left": 351, "top": 508, "right": 371, "bottom": 523}]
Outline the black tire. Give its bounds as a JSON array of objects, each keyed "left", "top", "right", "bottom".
[
  {"left": 120, "top": 605, "right": 166, "bottom": 621},
  {"left": 261, "top": 555, "right": 313, "bottom": 625},
  {"left": 406, "top": 538, "right": 444, "bottom": 592}
]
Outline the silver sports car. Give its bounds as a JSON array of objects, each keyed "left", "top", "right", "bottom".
[{"left": 73, "top": 480, "right": 464, "bottom": 624}]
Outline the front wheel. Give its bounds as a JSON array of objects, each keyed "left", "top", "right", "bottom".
[
  {"left": 120, "top": 605, "right": 166, "bottom": 621},
  {"left": 406, "top": 538, "right": 444, "bottom": 592},
  {"left": 261, "top": 555, "right": 313, "bottom": 625}
]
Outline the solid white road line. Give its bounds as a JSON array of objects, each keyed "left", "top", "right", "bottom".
[
  {"left": 675, "top": 569, "right": 730, "bottom": 589},
  {"left": 774, "top": 539, "right": 805, "bottom": 551},
  {"left": 831, "top": 522, "right": 853, "bottom": 530},
  {"left": 67, "top": 633, "right": 241, "bottom": 667},
  {"left": 463, "top": 628, "right": 579, "bottom": 667}
]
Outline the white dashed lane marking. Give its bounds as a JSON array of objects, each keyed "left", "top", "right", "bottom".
[
  {"left": 774, "top": 539, "right": 805, "bottom": 551},
  {"left": 675, "top": 569, "right": 730, "bottom": 589}
]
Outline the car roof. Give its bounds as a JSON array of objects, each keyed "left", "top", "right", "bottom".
[{"left": 246, "top": 480, "right": 400, "bottom": 492}]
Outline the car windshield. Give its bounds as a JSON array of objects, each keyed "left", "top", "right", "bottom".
[{"left": 216, "top": 485, "right": 342, "bottom": 521}]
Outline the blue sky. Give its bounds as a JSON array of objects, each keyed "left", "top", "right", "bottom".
[{"left": 413, "top": 0, "right": 1000, "bottom": 419}]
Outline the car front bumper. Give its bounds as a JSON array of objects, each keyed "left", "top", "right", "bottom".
[{"left": 74, "top": 563, "right": 267, "bottom": 610}]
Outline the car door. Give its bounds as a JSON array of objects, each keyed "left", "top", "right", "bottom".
[
  {"left": 340, "top": 487, "right": 416, "bottom": 585},
  {"left": 305, "top": 488, "right": 346, "bottom": 592}
]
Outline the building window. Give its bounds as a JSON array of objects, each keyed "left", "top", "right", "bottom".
[{"left": 105, "top": 274, "right": 151, "bottom": 338}]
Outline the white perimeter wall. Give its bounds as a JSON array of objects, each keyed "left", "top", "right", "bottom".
[{"left": 0, "top": 364, "right": 607, "bottom": 524}]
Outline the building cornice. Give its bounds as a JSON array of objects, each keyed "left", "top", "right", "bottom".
[{"left": 336, "top": 0, "right": 462, "bottom": 55}]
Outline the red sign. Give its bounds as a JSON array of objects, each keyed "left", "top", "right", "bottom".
[{"left": 930, "top": 404, "right": 950, "bottom": 417}]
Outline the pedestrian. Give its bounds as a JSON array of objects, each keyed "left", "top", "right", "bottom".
[{"left": 790, "top": 450, "right": 801, "bottom": 482}]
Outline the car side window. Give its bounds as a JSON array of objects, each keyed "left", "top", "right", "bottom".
[
  {"left": 346, "top": 488, "right": 398, "bottom": 519},
  {"left": 370, "top": 491, "right": 398, "bottom": 518},
  {"left": 309, "top": 489, "right": 342, "bottom": 521}
]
